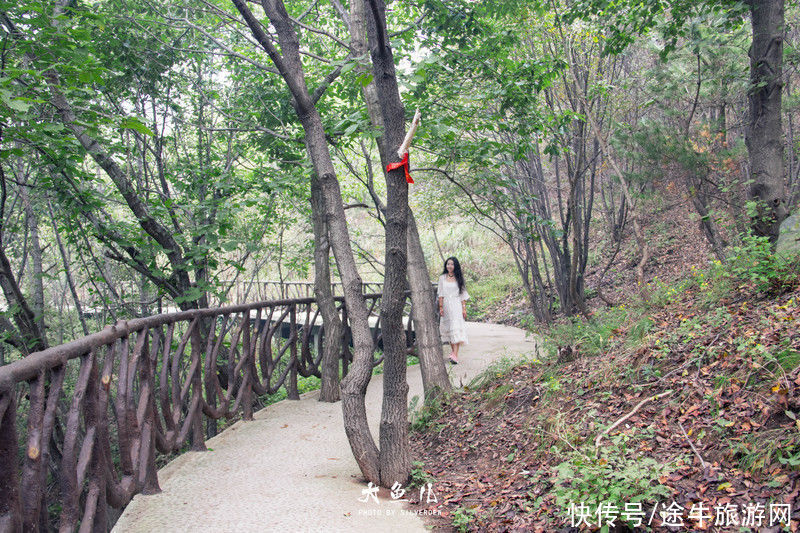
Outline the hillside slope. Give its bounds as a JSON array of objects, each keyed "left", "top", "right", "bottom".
[{"left": 409, "top": 251, "right": 800, "bottom": 531}]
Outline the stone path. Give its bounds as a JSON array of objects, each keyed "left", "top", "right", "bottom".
[{"left": 113, "top": 322, "right": 539, "bottom": 533}]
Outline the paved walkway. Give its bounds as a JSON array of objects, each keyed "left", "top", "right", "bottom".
[{"left": 113, "top": 322, "right": 539, "bottom": 533}]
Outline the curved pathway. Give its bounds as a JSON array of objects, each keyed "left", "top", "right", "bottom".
[{"left": 113, "top": 322, "right": 539, "bottom": 532}]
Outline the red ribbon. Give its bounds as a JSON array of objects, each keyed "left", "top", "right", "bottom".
[{"left": 386, "top": 152, "right": 414, "bottom": 184}]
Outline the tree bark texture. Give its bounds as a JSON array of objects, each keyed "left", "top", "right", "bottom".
[
  {"left": 231, "top": 0, "right": 380, "bottom": 483},
  {"left": 746, "top": 0, "right": 788, "bottom": 241},
  {"left": 350, "top": 0, "right": 449, "bottom": 400},
  {"left": 566, "top": 53, "right": 650, "bottom": 299},
  {"left": 405, "top": 212, "right": 450, "bottom": 399},
  {"left": 0, "top": 393, "right": 22, "bottom": 531},
  {"left": 311, "top": 175, "right": 344, "bottom": 403},
  {"left": 364, "top": 0, "right": 411, "bottom": 487},
  {"left": 20, "top": 187, "right": 46, "bottom": 336},
  {"left": 686, "top": 173, "right": 728, "bottom": 262},
  {"left": 0, "top": 246, "right": 47, "bottom": 354}
]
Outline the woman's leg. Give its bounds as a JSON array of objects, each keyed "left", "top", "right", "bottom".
[{"left": 452, "top": 342, "right": 460, "bottom": 361}]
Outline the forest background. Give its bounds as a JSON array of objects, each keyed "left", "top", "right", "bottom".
[{"left": 2, "top": 0, "right": 798, "bottom": 359}]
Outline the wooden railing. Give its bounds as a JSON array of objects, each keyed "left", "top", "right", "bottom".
[
  {"left": 0, "top": 292, "right": 413, "bottom": 531},
  {"left": 218, "top": 280, "right": 384, "bottom": 305}
]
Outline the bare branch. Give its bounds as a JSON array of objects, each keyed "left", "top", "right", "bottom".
[
  {"left": 389, "top": 12, "right": 426, "bottom": 39},
  {"left": 329, "top": 0, "right": 350, "bottom": 34},
  {"left": 298, "top": 0, "right": 321, "bottom": 21},
  {"left": 289, "top": 14, "right": 351, "bottom": 50},
  {"left": 310, "top": 58, "right": 349, "bottom": 105}
]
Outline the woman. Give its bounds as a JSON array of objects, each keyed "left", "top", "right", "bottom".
[{"left": 437, "top": 256, "right": 469, "bottom": 364}]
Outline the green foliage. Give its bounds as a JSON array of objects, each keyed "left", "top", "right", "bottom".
[
  {"left": 485, "top": 382, "right": 513, "bottom": 409},
  {"left": 545, "top": 227, "right": 799, "bottom": 365},
  {"left": 730, "top": 431, "right": 800, "bottom": 473},
  {"left": 668, "top": 231, "right": 800, "bottom": 310},
  {"left": 553, "top": 445, "right": 673, "bottom": 520},
  {"left": 407, "top": 460, "right": 436, "bottom": 489},
  {"left": 775, "top": 348, "right": 800, "bottom": 373},
  {"left": 724, "top": 232, "right": 800, "bottom": 294},
  {"left": 409, "top": 393, "right": 444, "bottom": 432},
  {"left": 0, "top": 0, "right": 305, "bottom": 317},
  {"left": 450, "top": 505, "right": 480, "bottom": 532},
  {"left": 542, "top": 305, "right": 638, "bottom": 359},
  {"left": 371, "top": 353, "right": 419, "bottom": 376},
  {"left": 467, "top": 268, "right": 521, "bottom": 321},
  {"left": 259, "top": 374, "right": 322, "bottom": 407},
  {"left": 627, "top": 316, "right": 654, "bottom": 347},
  {"left": 467, "top": 354, "right": 535, "bottom": 390},
  {"left": 564, "top": 0, "right": 748, "bottom": 58}
]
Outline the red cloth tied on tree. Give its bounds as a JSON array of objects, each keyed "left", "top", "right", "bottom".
[{"left": 386, "top": 152, "right": 414, "bottom": 184}]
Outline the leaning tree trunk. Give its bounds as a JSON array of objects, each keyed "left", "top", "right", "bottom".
[
  {"left": 0, "top": 249, "right": 47, "bottom": 354},
  {"left": 746, "top": 0, "right": 788, "bottom": 241},
  {"left": 686, "top": 173, "right": 728, "bottom": 262},
  {"left": 231, "top": 0, "right": 381, "bottom": 483},
  {"left": 311, "top": 175, "right": 344, "bottom": 403},
  {"left": 349, "top": 0, "right": 450, "bottom": 401}
]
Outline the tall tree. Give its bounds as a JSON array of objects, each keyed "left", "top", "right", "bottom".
[
  {"left": 415, "top": 0, "right": 608, "bottom": 320},
  {"left": 229, "top": 0, "right": 411, "bottom": 485},
  {"left": 746, "top": 0, "right": 787, "bottom": 239},
  {"left": 568, "top": 0, "right": 789, "bottom": 241},
  {"left": 0, "top": 0, "right": 250, "bottom": 315},
  {"left": 362, "top": 0, "right": 412, "bottom": 486},
  {"left": 346, "top": 0, "right": 450, "bottom": 398}
]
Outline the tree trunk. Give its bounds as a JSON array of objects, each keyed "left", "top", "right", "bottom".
[
  {"left": 20, "top": 187, "right": 45, "bottom": 336},
  {"left": 568, "top": 57, "right": 650, "bottom": 298},
  {"left": 48, "top": 202, "right": 90, "bottom": 336},
  {"left": 405, "top": 212, "right": 450, "bottom": 400},
  {"left": 364, "top": 0, "right": 411, "bottom": 487},
  {"left": 231, "top": 0, "right": 381, "bottom": 483},
  {"left": 0, "top": 165, "right": 47, "bottom": 355},
  {"left": 746, "top": 0, "right": 788, "bottom": 241},
  {"left": 686, "top": 174, "right": 727, "bottom": 262},
  {"left": 311, "top": 175, "right": 344, "bottom": 403},
  {"left": 350, "top": 0, "right": 450, "bottom": 401}
]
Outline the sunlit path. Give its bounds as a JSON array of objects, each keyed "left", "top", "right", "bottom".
[{"left": 113, "top": 322, "right": 539, "bottom": 533}]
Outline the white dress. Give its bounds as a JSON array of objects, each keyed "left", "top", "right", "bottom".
[{"left": 437, "top": 274, "right": 470, "bottom": 345}]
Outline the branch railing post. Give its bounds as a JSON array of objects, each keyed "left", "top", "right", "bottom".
[
  {"left": 241, "top": 311, "right": 254, "bottom": 421},
  {"left": 0, "top": 288, "right": 412, "bottom": 530},
  {"left": 190, "top": 321, "right": 207, "bottom": 451},
  {"left": 287, "top": 304, "right": 299, "bottom": 400},
  {"left": 0, "top": 391, "right": 22, "bottom": 532},
  {"left": 138, "top": 328, "right": 161, "bottom": 495}
]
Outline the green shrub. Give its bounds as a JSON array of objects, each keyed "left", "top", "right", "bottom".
[
  {"left": 409, "top": 394, "right": 444, "bottom": 432},
  {"left": 407, "top": 460, "right": 436, "bottom": 489},
  {"left": 542, "top": 305, "right": 637, "bottom": 359},
  {"left": 552, "top": 445, "right": 673, "bottom": 526},
  {"left": 706, "top": 232, "right": 800, "bottom": 301},
  {"left": 450, "top": 505, "right": 480, "bottom": 532}
]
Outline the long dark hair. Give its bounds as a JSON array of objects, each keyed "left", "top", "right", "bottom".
[{"left": 442, "top": 256, "right": 466, "bottom": 295}]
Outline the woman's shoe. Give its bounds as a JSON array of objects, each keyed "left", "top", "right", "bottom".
[{"left": 449, "top": 356, "right": 458, "bottom": 365}]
